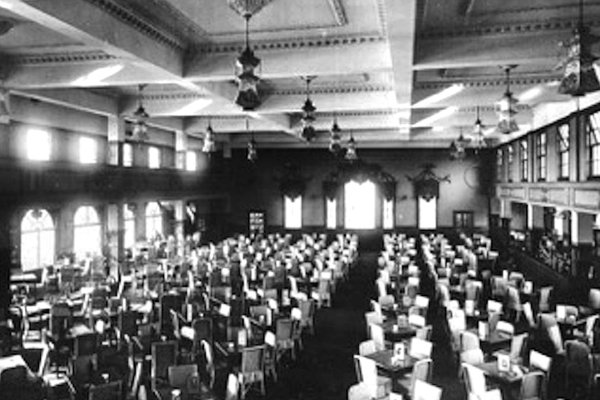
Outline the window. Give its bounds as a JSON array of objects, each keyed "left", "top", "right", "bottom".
[
  {"left": 326, "top": 199, "right": 336, "bottom": 229},
  {"left": 558, "top": 123, "right": 570, "bottom": 179},
  {"left": 145, "top": 202, "right": 163, "bottom": 240},
  {"left": 73, "top": 206, "right": 101, "bottom": 259},
  {"left": 588, "top": 111, "right": 600, "bottom": 177},
  {"left": 344, "top": 180, "right": 376, "bottom": 229},
  {"left": 418, "top": 197, "right": 437, "bottom": 230},
  {"left": 123, "top": 205, "right": 135, "bottom": 249},
  {"left": 284, "top": 196, "right": 302, "bottom": 229},
  {"left": 520, "top": 139, "right": 528, "bottom": 181},
  {"left": 507, "top": 145, "right": 514, "bottom": 181},
  {"left": 20, "top": 209, "right": 55, "bottom": 271},
  {"left": 453, "top": 211, "right": 474, "bottom": 229},
  {"left": 79, "top": 136, "right": 98, "bottom": 164},
  {"left": 122, "top": 143, "right": 133, "bottom": 167},
  {"left": 185, "top": 150, "right": 197, "bottom": 171},
  {"left": 536, "top": 132, "right": 546, "bottom": 180},
  {"left": 26, "top": 129, "right": 51, "bottom": 161},
  {"left": 383, "top": 199, "right": 394, "bottom": 229},
  {"left": 496, "top": 148, "right": 503, "bottom": 181},
  {"left": 148, "top": 146, "right": 161, "bottom": 169}
]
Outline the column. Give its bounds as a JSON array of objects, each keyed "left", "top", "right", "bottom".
[
  {"left": 105, "top": 204, "right": 123, "bottom": 276},
  {"left": 173, "top": 200, "right": 185, "bottom": 257},
  {"left": 554, "top": 208, "right": 564, "bottom": 239},
  {"left": 107, "top": 116, "right": 125, "bottom": 166},
  {"left": 175, "top": 130, "right": 187, "bottom": 170},
  {"left": 526, "top": 203, "right": 533, "bottom": 231},
  {"left": 571, "top": 211, "right": 579, "bottom": 246},
  {"left": 0, "top": 203, "right": 15, "bottom": 320},
  {"left": 135, "top": 201, "right": 147, "bottom": 243}
]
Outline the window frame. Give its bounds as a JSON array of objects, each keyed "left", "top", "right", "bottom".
[
  {"left": 148, "top": 146, "right": 161, "bottom": 169},
  {"left": 283, "top": 195, "right": 302, "bottom": 230},
  {"left": 520, "top": 139, "right": 529, "bottom": 182},
  {"left": 507, "top": 145, "right": 514, "bottom": 182},
  {"left": 587, "top": 111, "right": 600, "bottom": 178},
  {"left": 20, "top": 209, "right": 55, "bottom": 271},
  {"left": 122, "top": 142, "right": 133, "bottom": 167},
  {"left": 25, "top": 128, "right": 52, "bottom": 161},
  {"left": 535, "top": 132, "right": 546, "bottom": 181},
  {"left": 557, "top": 123, "right": 570, "bottom": 180},
  {"left": 79, "top": 136, "right": 98, "bottom": 164}
]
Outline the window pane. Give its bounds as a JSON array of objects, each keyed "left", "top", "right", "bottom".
[
  {"left": 26, "top": 129, "right": 51, "bottom": 161},
  {"left": 326, "top": 199, "right": 336, "bottom": 229},
  {"left": 124, "top": 205, "right": 135, "bottom": 249},
  {"left": 79, "top": 136, "right": 98, "bottom": 164},
  {"left": 73, "top": 206, "right": 101, "bottom": 259},
  {"left": 148, "top": 146, "right": 160, "bottom": 169},
  {"left": 383, "top": 199, "right": 394, "bottom": 230},
  {"left": 146, "top": 202, "right": 163, "bottom": 240},
  {"left": 20, "top": 209, "right": 55, "bottom": 271},
  {"left": 558, "top": 124, "right": 569, "bottom": 179},
  {"left": 344, "top": 180, "right": 376, "bottom": 229},
  {"left": 123, "top": 143, "right": 133, "bottom": 167},
  {"left": 284, "top": 196, "right": 302, "bottom": 229},
  {"left": 186, "top": 151, "right": 197, "bottom": 171},
  {"left": 418, "top": 197, "right": 437, "bottom": 230}
]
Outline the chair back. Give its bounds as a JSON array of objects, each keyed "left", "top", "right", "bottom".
[
  {"left": 529, "top": 350, "right": 551, "bottom": 373},
  {"left": 479, "top": 389, "right": 502, "bottom": 400},
  {"left": 496, "top": 321, "right": 514, "bottom": 336},
  {"left": 240, "top": 345, "right": 265, "bottom": 375},
  {"left": 409, "top": 337, "right": 433, "bottom": 359},
  {"left": 151, "top": 341, "right": 178, "bottom": 384},
  {"left": 409, "top": 359, "right": 433, "bottom": 399},
  {"left": 168, "top": 364, "right": 198, "bottom": 389},
  {"left": 225, "top": 373, "right": 239, "bottom": 400},
  {"left": 522, "top": 303, "right": 536, "bottom": 328},
  {"left": 460, "top": 349, "right": 484, "bottom": 365},
  {"left": 520, "top": 371, "right": 544, "bottom": 400},
  {"left": 462, "top": 363, "right": 487, "bottom": 397},
  {"left": 369, "top": 323, "right": 385, "bottom": 351},
  {"left": 589, "top": 288, "right": 600, "bottom": 310},
  {"left": 358, "top": 340, "right": 377, "bottom": 356},
  {"left": 412, "top": 379, "right": 442, "bottom": 400},
  {"left": 460, "top": 331, "right": 480, "bottom": 352},
  {"left": 509, "top": 333, "right": 528, "bottom": 360},
  {"left": 416, "top": 326, "right": 432, "bottom": 341},
  {"left": 276, "top": 319, "right": 293, "bottom": 340},
  {"left": 355, "top": 355, "right": 379, "bottom": 399},
  {"left": 74, "top": 333, "right": 98, "bottom": 358}
]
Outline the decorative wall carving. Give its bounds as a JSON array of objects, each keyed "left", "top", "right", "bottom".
[
  {"left": 406, "top": 163, "right": 450, "bottom": 201},
  {"left": 321, "top": 159, "right": 396, "bottom": 200}
]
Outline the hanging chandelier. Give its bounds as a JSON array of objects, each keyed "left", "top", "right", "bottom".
[
  {"left": 345, "top": 133, "right": 358, "bottom": 161},
  {"left": 449, "top": 129, "right": 469, "bottom": 161},
  {"left": 472, "top": 106, "right": 487, "bottom": 153},
  {"left": 497, "top": 66, "right": 519, "bottom": 134},
  {"left": 557, "top": 0, "right": 600, "bottom": 97},
  {"left": 329, "top": 114, "right": 342, "bottom": 154},
  {"left": 232, "top": 1, "right": 262, "bottom": 110},
  {"left": 300, "top": 76, "right": 317, "bottom": 142},
  {"left": 202, "top": 120, "right": 216, "bottom": 153},
  {"left": 246, "top": 117, "right": 258, "bottom": 162},
  {"left": 132, "top": 84, "right": 149, "bottom": 141}
]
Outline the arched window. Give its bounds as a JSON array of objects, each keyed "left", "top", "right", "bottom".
[
  {"left": 123, "top": 205, "right": 136, "bottom": 249},
  {"left": 21, "top": 209, "right": 55, "bottom": 271},
  {"left": 73, "top": 206, "right": 102, "bottom": 259},
  {"left": 146, "top": 202, "right": 163, "bottom": 240},
  {"left": 344, "top": 180, "right": 376, "bottom": 229}
]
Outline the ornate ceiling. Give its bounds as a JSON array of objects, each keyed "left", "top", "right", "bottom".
[{"left": 0, "top": 0, "right": 599, "bottom": 149}]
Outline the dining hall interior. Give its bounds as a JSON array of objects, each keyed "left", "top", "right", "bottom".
[{"left": 3, "top": 0, "right": 600, "bottom": 400}]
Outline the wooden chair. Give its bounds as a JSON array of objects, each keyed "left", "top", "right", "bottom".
[
  {"left": 412, "top": 379, "right": 442, "bottom": 400},
  {"left": 151, "top": 341, "right": 178, "bottom": 393},
  {"left": 398, "top": 358, "right": 433, "bottom": 399},
  {"left": 275, "top": 318, "right": 295, "bottom": 361},
  {"left": 225, "top": 373, "right": 239, "bottom": 400},
  {"left": 353, "top": 355, "right": 391, "bottom": 400},
  {"left": 88, "top": 380, "right": 122, "bottom": 400},
  {"left": 238, "top": 345, "right": 266, "bottom": 399},
  {"left": 519, "top": 371, "right": 544, "bottom": 400}
]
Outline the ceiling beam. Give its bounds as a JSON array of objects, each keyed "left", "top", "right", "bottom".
[{"left": 11, "top": 87, "right": 119, "bottom": 116}]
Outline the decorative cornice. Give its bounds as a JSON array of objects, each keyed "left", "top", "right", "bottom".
[
  {"left": 415, "top": 75, "right": 560, "bottom": 90},
  {"left": 142, "top": 92, "right": 210, "bottom": 101},
  {"left": 83, "top": 0, "right": 186, "bottom": 50},
  {"left": 375, "top": 0, "right": 388, "bottom": 37},
  {"left": 200, "top": 34, "right": 386, "bottom": 54},
  {"left": 327, "top": 0, "right": 348, "bottom": 26},
  {"left": 266, "top": 84, "right": 394, "bottom": 96},
  {"left": 14, "top": 51, "right": 118, "bottom": 65},
  {"left": 419, "top": 18, "right": 600, "bottom": 39},
  {"left": 459, "top": 105, "right": 530, "bottom": 113}
]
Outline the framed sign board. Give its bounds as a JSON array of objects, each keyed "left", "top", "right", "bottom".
[{"left": 249, "top": 210, "right": 266, "bottom": 236}]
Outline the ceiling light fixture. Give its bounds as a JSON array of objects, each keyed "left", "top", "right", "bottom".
[
  {"left": 246, "top": 117, "right": 257, "bottom": 162},
  {"left": 300, "top": 76, "right": 317, "bottom": 142},
  {"left": 202, "top": 119, "right": 216, "bottom": 153},
  {"left": 345, "top": 132, "right": 358, "bottom": 162},
  {"left": 497, "top": 65, "right": 519, "bottom": 134},
  {"left": 413, "top": 83, "right": 465, "bottom": 108},
  {"left": 329, "top": 113, "right": 342, "bottom": 155},
  {"left": 232, "top": 0, "right": 262, "bottom": 110},
  {"left": 557, "top": 0, "right": 600, "bottom": 97},
  {"left": 472, "top": 106, "right": 487, "bottom": 153},
  {"left": 131, "top": 84, "right": 149, "bottom": 142},
  {"left": 449, "top": 128, "right": 469, "bottom": 161}
]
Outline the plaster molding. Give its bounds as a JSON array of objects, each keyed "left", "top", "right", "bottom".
[
  {"left": 419, "top": 18, "right": 597, "bottom": 39},
  {"left": 266, "top": 84, "right": 394, "bottom": 96},
  {"left": 141, "top": 92, "right": 210, "bottom": 101},
  {"left": 327, "top": 0, "right": 348, "bottom": 26},
  {"left": 415, "top": 76, "right": 560, "bottom": 90},
  {"left": 83, "top": 0, "right": 186, "bottom": 50},
  {"left": 14, "top": 51, "right": 118, "bottom": 65},
  {"left": 200, "top": 34, "right": 386, "bottom": 54}
]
